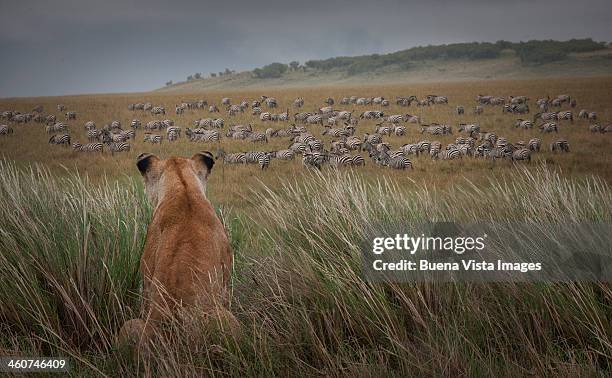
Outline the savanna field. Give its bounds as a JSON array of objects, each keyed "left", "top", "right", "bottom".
[{"left": 0, "top": 77, "right": 611, "bottom": 376}]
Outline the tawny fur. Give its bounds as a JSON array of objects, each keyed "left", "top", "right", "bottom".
[{"left": 119, "top": 152, "right": 233, "bottom": 348}]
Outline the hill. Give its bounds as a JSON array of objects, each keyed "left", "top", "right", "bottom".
[{"left": 157, "top": 39, "right": 612, "bottom": 93}]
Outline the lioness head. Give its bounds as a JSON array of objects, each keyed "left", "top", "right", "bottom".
[{"left": 136, "top": 152, "right": 215, "bottom": 206}]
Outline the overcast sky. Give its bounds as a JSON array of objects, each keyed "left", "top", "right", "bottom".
[{"left": 1, "top": 0, "right": 610, "bottom": 97}]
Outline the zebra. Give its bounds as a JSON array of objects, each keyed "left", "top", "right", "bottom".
[
  {"left": 289, "top": 142, "right": 307, "bottom": 154},
  {"left": 246, "top": 151, "right": 269, "bottom": 166},
  {"left": 46, "top": 123, "right": 68, "bottom": 133},
  {"left": 329, "top": 154, "right": 357, "bottom": 168},
  {"left": 363, "top": 133, "right": 383, "bottom": 145},
  {"left": 484, "top": 147, "right": 509, "bottom": 161},
  {"left": 102, "top": 131, "right": 128, "bottom": 143},
  {"left": 557, "top": 111, "right": 573, "bottom": 123},
  {"left": 386, "top": 114, "right": 404, "bottom": 124},
  {"left": 511, "top": 148, "right": 531, "bottom": 163},
  {"left": 175, "top": 105, "right": 185, "bottom": 115},
  {"left": 72, "top": 142, "right": 103, "bottom": 153},
  {"left": 161, "top": 119, "right": 174, "bottom": 128},
  {"left": 252, "top": 107, "right": 262, "bottom": 115},
  {"left": 167, "top": 130, "right": 179, "bottom": 141},
  {"left": 65, "top": 111, "right": 77, "bottom": 120},
  {"left": 118, "top": 129, "right": 135, "bottom": 140},
  {"left": 528, "top": 138, "right": 541, "bottom": 152},
  {"left": 216, "top": 149, "right": 247, "bottom": 164},
  {"left": 269, "top": 149, "right": 295, "bottom": 160},
  {"left": 131, "top": 119, "right": 141, "bottom": 129},
  {"left": 151, "top": 106, "right": 165, "bottom": 115},
  {"left": 344, "top": 136, "right": 362, "bottom": 150},
  {"left": 166, "top": 126, "right": 181, "bottom": 136},
  {"left": 515, "top": 119, "right": 533, "bottom": 129},
  {"left": 48, "top": 133, "right": 71, "bottom": 146},
  {"left": 456, "top": 106, "right": 465, "bottom": 115},
  {"left": 0, "top": 125, "right": 13, "bottom": 135},
  {"left": 209, "top": 105, "right": 219, "bottom": 113},
  {"left": 374, "top": 152, "right": 413, "bottom": 169},
  {"left": 260, "top": 112, "right": 272, "bottom": 121},
  {"left": 45, "top": 115, "right": 57, "bottom": 125},
  {"left": 293, "top": 97, "right": 304, "bottom": 108},
  {"left": 394, "top": 126, "right": 406, "bottom": 136},
  {"left": 305, "top": 115, "right": 323, "bottom": 125},
  {"left": 404, "top": 114, "right": 420, "bottom": 124},
  {"left": 84, "top": 121, "right": 96, "bottom": 130},
  {"left": 360, "top": 110, "right": 384, "bottom": 119},
  {"left": 401, "top": 143, "right": 420, "bottom": 156},
  {"left": 145, "top": 120, "right": 162, "bottom": 130},
  {"left": 248, "top": 132, "right": 267, "bottom": 143},
  {"left": 302, "top": 151, "right": 326, "bottom": 169},
  {"left": 534, "top": 112, "right": 557, "bottom": 122},
  {"left": 111, "top": 120, "right": 122, "bottom": 129},
  {"left": 263, "top": 97, "right": 277, "bottom": 108},
  {"left": 143, "top": 133, "right": 163, "bottom": 144},
  {"left": 307, "top": 139, "right": 324, "bottom": 152},
  {"left": 189, "top": 130, "right": 221, "bottom": 142},
  {"left": 57, "top": 104, "right": 66, "bottom": 112},
  {"left": 539, "top": 122, "right": 558, "bottom": 133},
  {"left": 221, "top": 97, "right": 231, "bottom": 105},
  {"left": 87, "top": 129, "right": 103, "bottom": 142},
  {"left": 227, "top": 104, "right": 242, "bottom": 116},
  {"left": 107, "top": 142, "right": 131, "bottom": 154},
  {"left": 474, "top": 106, "right": 484, "bottom": 115},
  {"left": 458, "top": 123, "right": 480, "bottom": 134},
  {"left": 550, "top": 139, "right": 570, "bottom": 153},
  {"left": 421, "top": 124, "right": 451, "bottom": 135},
  {"left": 433, "top": 149, "right": 461, "bottom": 160},
  {"left": 589, "top": 124, "right": 602, "bottom": 133},
  {"left": 374, "top": 124, "right": 392, "bottom": 136}
]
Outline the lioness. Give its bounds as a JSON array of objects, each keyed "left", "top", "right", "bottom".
[{"left": 120, "top": 151, "right": 234, "bottom": 346}]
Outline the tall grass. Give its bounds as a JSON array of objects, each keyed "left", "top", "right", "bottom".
[{"left": 0, "top": 159, "right": 610, "bottom": 376}]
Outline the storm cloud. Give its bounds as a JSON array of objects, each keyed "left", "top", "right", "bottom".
[{"left": 0, "top": 0, "right": 610, "bottom": 97}]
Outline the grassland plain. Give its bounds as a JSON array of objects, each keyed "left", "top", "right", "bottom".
[
  {"left": 0, "top": 77, "right": 611, "bottom": 375},
  {"left": 1, "top": 76, "right": 611, "bottom": 210}
]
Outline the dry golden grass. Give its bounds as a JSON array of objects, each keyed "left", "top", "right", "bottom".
[{"left": 1, "top": 76, "right": 611, "bottom": 208}]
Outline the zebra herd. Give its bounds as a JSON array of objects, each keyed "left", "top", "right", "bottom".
[{"left": 1, "top": 90, "right": 609, "bottom": 173}]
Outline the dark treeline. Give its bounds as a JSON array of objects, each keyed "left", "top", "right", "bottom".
[{"left": 251, "top": 39, "right": 606, "bottom": 78}]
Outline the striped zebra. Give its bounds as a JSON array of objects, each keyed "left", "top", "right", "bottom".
[
  {"left": 46, "top": 123, "right": 67, "bottom": 133},
  {"left": 528, "top": 138, "right": 541, "bottom": 152},
  {"left": 386, "top": 114, "right": 403, "bottom": 124},
  {"left": 221, "top": 97, "right": 231, "bottom": 105},
  {"left": 456, "top": 106, "right": 465, "bottom": 115},
  {"left": 143, "top": 133, "right": 163, "bottom": 144},
  {"left": 175, "top": 104, "right": 185, "bottom": 115},
  {"left": 110, "top": 120, "right": 122, "bottom": 129},
  {"left": 166, "top": 126, "right": 181, "bottom": 137},
  {"left": 167, "top": 130, "right": 179, "bottom": 141},
  {"left": 302, "top": 151, "right": 326, "bottom": 169},
  {"left": 87, "top": 129, "right": 103, "bottom": 142},
  {"left": 539, "top": 122, "right": 558, "bottom": 133},
  {"left": 550, "top": 139, "right": 570, "bottom": 153},
  {"left": 216, "top": 149, "right": 247, "bottom": 164},
  {"left": 45, "top": 115, "right": 56, "bottom": 125},
  {"left": 557, "top": 111, "right": 573, "bottom": 122},
  {"left": 189, "top": 130, "right": 220, "bottom": 142},
  {"left": 344, "top": 136, "right": 362, "bottom": 150},
  {"left": 102, "top": 131, "right": 127, "bottom": 143},
  {"left": 146, "top": 120, "right": 162, "bottom": 130},
  {"left": 263, "top": 97, "right": 277, "bottom": 108},
  {"left": 294, "top": 112, "right": 312, "bottom": 122},
  {"left": 340, "top": 97, "right": 350, "bottom": 105},
  {"left": 48, "top": 134, "right": 71, "bottom": 146},
  {"left": 260, "top": 112, "right": 272, "bottom": 121},
  {"left": 323, "top": 126, "right": 354, "bottom": 137},
  {"left": 433, "top": 149, "right": 461, "bottom": 160},
  {"left": 57, "top": 104, "right": 66, "bottom": 112},
  {"left": 474, "top": 106, "right": 484, "bottom": 115},
  {"left": 404, "top": 114, "right": 420, "bottom": 124},
  {"left": 131, "top": 119, "right": 141, "bottom": 129},
  {"left": 248, "top": 132, "right": 267, "bottom": 143},
  {"left": 458, "top": 123, "right": 480, "bottom": 134},
  {"left": 293, "top": 97, "right": 304, "bottom": 108},
  {"left": 363, "top": 133, "right": 383, "bottom": 145},
  {"left": 288, "top": 142, "right": 307, "bottom": 154},
  {"left": 374, "top": 124, "right": 392, "bottom": 136},
  {"left": 84, "top": 121, "right": 96, "bottom": 130},
  {"left": 375, "top": 152, "right": 413, "bottom": 169},
  {"left": 421, "top": 124, "right": 451, "bottom": 135},
  {"left": 329, "top": 154, "right": 362, "bottom": 168},
  {"left": 360, "top": 110, "right": 384, "bottom": 119},
  {"left": 401, "top": 143, "right": 420, "bottom": 156},
  {"left": 245, "top": 151, "right": 270, "bottom": 168},
  {"left": 227, "top": 104, "right": 242, "bottom": 116},
  {"left": 511, "top": 148, "right": 531, "bottom": 163},
  {"left": 307, "top": 139, "right": 324, "bottom": 152},
  {"left": 515, "top": 119, "right": 533, "bottom": 129},
  {"left": 151, "top": 106, "right": 165, "bottom": 115},
  {"left": 484, "top": 147, "right": 509, "bottom": 161},
  {"left": 119, "top": 129, "right": 135, "bottom": 140},
  {"left": 72, "top": 142, "right": 103, "bottom": 152},
  {"left": 306, "top": 115, "right": 323, "bottom": 125},
  {"left": 0, "top": 125, "right": 13, "bottom": 135},
  {"left": 65, "top": 111, "right": 76, "bottom": 120},
  {"left": 209, "top": 105, "right": 219, "bottom": 113},
  {"left": 394, "top": 126, "right": 406, "bottom": 136},
  {"left": 107, "top": 142, "right": 131, "bottom": 154},
  {"left": 252, "top": 107, "right": 262, "bottom": 115},
  {"left": 269, "top": 149, "right": 295, "bottom": 160},
  {"left": 534, "top": 112, "right": 557, "bottom": 122}
]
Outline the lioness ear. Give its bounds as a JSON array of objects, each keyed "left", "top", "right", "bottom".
[
  {"left": 191, "top": 151, "right": 215, "bottom": 177},
  {"left": 136, "top": 153, "right": 159, "bottom": 176}
]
